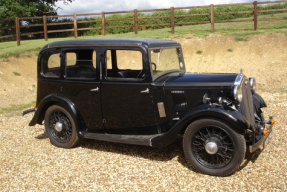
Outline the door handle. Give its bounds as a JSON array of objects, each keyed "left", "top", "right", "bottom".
[
  {"left": 140, "top": 88, "right": 149, "bottom": 93},
  {"left": 90, "top": 87, "right": 99, "bottom": 92}
]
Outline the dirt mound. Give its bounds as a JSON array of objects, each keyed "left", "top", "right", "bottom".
[
  {"left": 0, "top": 33, "right": 286, "bottom": 108},
  {"left": 0, "top": 56, "right": 37, "bottom": 108}
]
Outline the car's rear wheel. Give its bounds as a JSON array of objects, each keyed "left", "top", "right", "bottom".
[
  {"left": 44, "top": 105, "right": 79, "bottom": 148},
  {"left": 183, "top": 119, "right": 246, "bottom": 176}
]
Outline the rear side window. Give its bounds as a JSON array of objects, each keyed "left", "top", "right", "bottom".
[
  {"left": 41, "top": 50, "right": 61, "bottom": 77},
  {"left": 65, "top": 50, "right": 97, "bottom": 79}
]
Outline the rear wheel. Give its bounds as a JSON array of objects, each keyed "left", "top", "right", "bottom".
[
  {"left": 183, "top": 119, "right": 246, "bottom": 176},
  {"left": 44, "top": 105, "right": 79, "bottom": 148}
]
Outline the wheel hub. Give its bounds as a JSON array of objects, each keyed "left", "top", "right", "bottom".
[
  {"left": 205, "top": 142, "right": 218, "bottom": 155},
  {"left": 55, "top": 122, "right": 63, "bottom": 132}
]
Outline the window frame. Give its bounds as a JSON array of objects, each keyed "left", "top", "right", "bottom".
[
  {"left": 61, "top": 47, "right": 99, "bottom": 81},
  {"left": 102, "top": 47, "right": 149, "bottom": 82},
  {"left": 40, "top": 49, "right": 61, "bottom": 79},
  {"left": 148, "top": 46, "right": 186, "bottom": 81}
]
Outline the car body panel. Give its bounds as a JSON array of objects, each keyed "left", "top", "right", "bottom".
[{"left": 26, "top": 38, "right": 270, "bottom": 153}]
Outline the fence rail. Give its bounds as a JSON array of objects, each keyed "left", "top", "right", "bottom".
[{"left": 1, "top": 0, "right": 287, "bottom": 46}]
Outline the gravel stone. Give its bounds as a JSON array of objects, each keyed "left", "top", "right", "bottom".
[{"left": 0, "top": 92, "right": 286, "bottom": 191}]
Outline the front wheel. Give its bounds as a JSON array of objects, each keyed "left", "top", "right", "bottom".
[
  {"left": 44, "top": 105, "right": 79, "bottom": 148},
  {"left": 183, "top": 119, "right": 246, "bottom": 176}
]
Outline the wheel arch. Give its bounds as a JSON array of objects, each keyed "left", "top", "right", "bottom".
[
  {"left": 151, "top": 105, "right": 250, "bottom": 148},
  {"left": 29, "top": 94, "right": 86, "bottom": 135},
  {"left": 252, "top": 93, "right": 267, "bottom": 120}
]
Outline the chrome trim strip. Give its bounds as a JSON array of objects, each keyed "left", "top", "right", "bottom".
[
  {"left": 234, "top": 74, "right": 245, "bottom": 85},
  {"left": 173, "top": 117, "right": 180, "bottom": 120}
]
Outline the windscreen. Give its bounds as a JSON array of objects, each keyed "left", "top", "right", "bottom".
[{"left": 149, "top": 47, "right": 185, "bottom": 79}]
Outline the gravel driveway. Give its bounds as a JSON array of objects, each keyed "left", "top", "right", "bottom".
[{"left": 0, "top": 92, "right": 286, "bottom": 191}]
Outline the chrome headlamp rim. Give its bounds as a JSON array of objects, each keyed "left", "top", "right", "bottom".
[
  {"left": 249, "top": 77, "right": 256, "bottom": 93},
  {"left": 233, "top": 85, "right": 243, "bottom": 103}
]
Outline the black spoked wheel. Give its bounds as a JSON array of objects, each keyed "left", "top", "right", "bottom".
[
  {"left": 49, "top": 110, "right": 73, "bottom": 143},
  {"left": 192, "top": 126, "right": 234, "bottom": 169},
  {"left": 45, "top": 105, "right": 79, "bottom": 148},
  {"left": 183, "top": 119, "right": 246, "bottom": 176}
]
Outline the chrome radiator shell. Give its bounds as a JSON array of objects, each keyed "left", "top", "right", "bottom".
[{"left": 237, "top": 78, "right": 255, "bottom": 127}]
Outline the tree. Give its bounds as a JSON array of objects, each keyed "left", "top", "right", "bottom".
[{"left": 0, "top": 0, "right": 73, "bottom": 37}]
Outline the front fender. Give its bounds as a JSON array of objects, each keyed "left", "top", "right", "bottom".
[
  {"left": 151, "top": 105, "right": 250, "bottom": 148},
  {"left": 29, "top": 93, "right": 85, "bottom": 134},
  {"left": 253, "top": 93, "right": 267, "bottom": 120}
]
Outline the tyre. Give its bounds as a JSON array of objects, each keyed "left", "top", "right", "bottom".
[
  {"left": 183, "top": 119, "right": 246, "bottom": 176},
  {"left": 44, "top": 105, "right": 79, "bottom": 148}
]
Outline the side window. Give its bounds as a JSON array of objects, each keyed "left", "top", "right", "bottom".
[
  {"left": 41, "top": 50, "right": 61, "bottom": 77},
  {"left": 65, "top": 50, "right": 97, "bottom": 79},
  {"left": 106, "top": 50, "right": 144, "bottom": 79}
]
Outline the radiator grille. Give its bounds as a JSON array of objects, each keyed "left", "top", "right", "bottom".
[{"left": 238, "top": 79, "right": 255, "bottom": 126}]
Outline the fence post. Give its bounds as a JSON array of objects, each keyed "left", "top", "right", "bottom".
[
  {"left": 43, "top": 15, "right": 48, "bottom": 41},
  {"left": 254, "top": 1, "right": 258, "bottom": 31},
  {"left": 102, "top": 12, "right": 106, "bottom": 36},
  {"left": 73, "top": 13, "right": 78, "bottom": 38},
  {"left": 15, "top": 17, "right": 20, "bottom": 46},
  {"left": 134, "top": 9, "right": 138, "bottom": 34},
  {"left": 171, "top": 7, "right": 175, "bottom": 34},
  {"left": 210, "top": 4, "right": 214, "bottom": 33}
]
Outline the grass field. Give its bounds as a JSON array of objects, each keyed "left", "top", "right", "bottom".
[{"left": 0, "top": 12, "right": 286, "bottom": 59}]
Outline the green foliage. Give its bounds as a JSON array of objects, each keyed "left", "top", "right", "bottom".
[
  {"left": 76, "top": 2, "right": 287, "bottom": 36},
  {"left": 0, "top": 12, "right": 287, "bottom": 59},
  {"left": 1, "top": 2, "right": 287, "bottom": 40},
  {"left": 13, "top": 71, "right": 21, "bottom": 76},
  {"left": 196, "top": 50, "right": 203, "bottom": 54},
  {"left": 227, "top": 48, "right": 233, "bottom": 52},
  {"left": 235, "top": 36, "right": 248, "bottom": 41},
  {"left": 0, "top": 101, "right": 36, "bottom": 114},
  {"left": 0, "top": 0, "right": 73, "bottom": 38}
]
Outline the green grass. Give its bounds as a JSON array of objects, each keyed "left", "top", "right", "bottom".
[
  {"left": 13, "top": 72, "right": 21, "bottom": 76},
  {"left": 235, "top": 36, "right": 249, "bottom": 41},
  {"left": 227, "top": 48, "right": 233, "bottom": 52},
  {"left": 196, "top": 50, "right": 203, "bottom": 54},
  {"left": 0, "top": 101, "right": 36, "bottom": 115},
  {"left": 0, "top": 12, "right": 286, "bottom": 58}
]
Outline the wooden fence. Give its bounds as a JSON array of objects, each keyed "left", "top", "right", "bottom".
[{"left": 1, "top": 0, "right": 287, "bottom": 46}]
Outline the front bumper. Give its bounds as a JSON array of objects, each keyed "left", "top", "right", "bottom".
[{"left": 248, "top": 123, "right": 273, "bottom": 153}]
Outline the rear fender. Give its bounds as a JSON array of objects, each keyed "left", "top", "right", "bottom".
[
  {"left": 29, "top": 93, "right": 86, "bottom": 134},
  {"left": 151, "top": 105, "right": 250, "bottom": 148}
]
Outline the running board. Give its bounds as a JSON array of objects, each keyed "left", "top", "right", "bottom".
[{"left": 83, "top": 133, "right": 163, "bottom": 146}]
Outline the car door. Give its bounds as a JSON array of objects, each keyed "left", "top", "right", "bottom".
[
  {"left": 100, "top": 48, "right": 159, "bottom": 135},
  {"left": 61, "top": 47, "right": 104, "bottom": 133}
]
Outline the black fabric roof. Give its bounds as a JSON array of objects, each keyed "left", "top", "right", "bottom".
[{"left": 40, "top": 38, "right": 180, "bottom": 52}]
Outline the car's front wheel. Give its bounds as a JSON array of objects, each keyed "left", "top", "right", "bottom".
[
  {"left": 44, "top": 105, "right": 79, "bottom": 148},
  {"left": 183, "top": 119, "right": 246, "bottom": 176}
]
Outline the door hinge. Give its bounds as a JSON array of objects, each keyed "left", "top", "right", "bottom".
[{"left": 103, "top": 119, "right": 107, "bottom": 123}]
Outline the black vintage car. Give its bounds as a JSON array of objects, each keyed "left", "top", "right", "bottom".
[{"left": 23, "top": 38, "right": 274, "bottom": 176}]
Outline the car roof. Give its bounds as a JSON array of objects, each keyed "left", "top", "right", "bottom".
[{"left": 40, "top": 38, "right": 181, "bottom": 53}]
